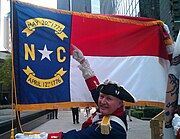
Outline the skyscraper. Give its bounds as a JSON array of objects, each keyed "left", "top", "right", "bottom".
[{"left": 57, "top": 0, "right": 91, "bottom": 13}]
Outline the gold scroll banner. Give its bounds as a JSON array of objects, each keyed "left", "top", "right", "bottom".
[
  {"left": 23, "top": 66, "right": 67, "bottom": 89},
  {"left": 22, "top": 18, "right": 68, "bottom": 40}
]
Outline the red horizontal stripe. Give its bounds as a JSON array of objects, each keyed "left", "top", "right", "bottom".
[{"left": 70, "top": 15, "right": 168, "bottom": 60}]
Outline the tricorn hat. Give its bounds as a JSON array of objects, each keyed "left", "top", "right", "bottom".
[{"left": 97, "top": 80, "right": 136, "bottom": 103}]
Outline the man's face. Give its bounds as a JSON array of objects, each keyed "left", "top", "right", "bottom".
[{"left": 98, "top": 93, "right": 123, "bottom": 115}]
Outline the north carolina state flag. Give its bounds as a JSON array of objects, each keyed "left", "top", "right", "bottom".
[{"left": 12, "top": 1, "right": 171, "bottom": 111}]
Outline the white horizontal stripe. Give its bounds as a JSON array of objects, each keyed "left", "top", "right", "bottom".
[{"left": 70, "top": 56, "right": 170, "bottom": 102}]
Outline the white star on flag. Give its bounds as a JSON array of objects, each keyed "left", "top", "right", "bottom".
[{"left": 38, "top": 45, "right": 53, "bottom": 61}]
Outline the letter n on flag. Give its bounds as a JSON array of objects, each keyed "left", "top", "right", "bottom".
[{"left": 12, "top": 1, "right": 172, "bottom": 111}]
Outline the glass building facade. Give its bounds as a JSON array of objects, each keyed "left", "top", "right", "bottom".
[
  {"left": 116, "top": 0, "right": 140, "bottom": 16},
  {"left": 57, "top": 0, "right": 92, "bottom": 13}
]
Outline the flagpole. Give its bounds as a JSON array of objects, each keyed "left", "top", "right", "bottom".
[
  {"left": 10, "top": 0, "right": 15, "bottom": 138},
  {"left": 10, "top": 1, "right": 23, "bottom": 138}
]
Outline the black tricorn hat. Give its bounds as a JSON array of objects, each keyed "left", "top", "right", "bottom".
[{"left": 97, "top": 80, "right": 136, "bottom": 103}]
